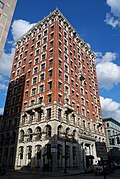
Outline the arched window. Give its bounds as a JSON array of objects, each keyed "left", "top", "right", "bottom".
[
  {"left": 35, "top": 145, "right": 41, "bottom": 159},
  {"left": 19, "top": 146, "right": 24, "bottom": 159},
  {"left": 46, "top": 125, "right": 51, "bottom": 139},
  {"left": 27, "top": 128, "right": 33, "bottom": 142},
  {"left": 19, "top": 130, "right": 24, "bottom": 143},
  {"left": 73, "top": 130, "right": 76, "bottom": 140},
  {"left": 82, "top": 108, "right": 86, "bottom": 117},
  {"left": 57, "top": 125, "right": 63, "bottom": 137},
  {"left": 66, "top": 127, "right": 70, "bottom": 137},
  {"left": 117, "top": 137, "right": 120, "bottom": 144},
  {"left": 27, "top": 146, "right": 32, "bottom": 159},
  {"left": 35, "top": 127, "right": 41, "bottom": 141}
]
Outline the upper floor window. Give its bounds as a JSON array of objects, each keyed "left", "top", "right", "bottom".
[
  {"left": 49, "top": 59, "right": 53, "bottom": 67},
  {"left": 44, "top": 30, "right": 47, "bottom": 36},
  {"left": 41, "top": 63, "right": 46, "bottom": 70},
  {"left": 48, "top": 70, "right": 52, "bottom": 77},
  {"left": 34, "top": 58, "right": 39, "bottom": 65},
  {"left": 36, "top": 49, "right": 40, "bottom": 56},
  {"left": 50, "top": 25, "right": 54, "bottom": 32},
  {"left": 48, "top": 81, "right": 52, "bottom": 90},
  {"left": 40, "top": 73, "right": 45, "bottom": 81},
  {"left": 34, "top": 67, "right": 38, "bottom": 74},
  {"left": 42, "top": 53, "right": 46, "bottom": 60},
  {"left": 33, "top": 77, "right": 37, "bottom": 84}
]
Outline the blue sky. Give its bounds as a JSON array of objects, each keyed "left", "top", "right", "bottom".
[{"left": 0, "top": 0, "right": 120, "bottom": 122}]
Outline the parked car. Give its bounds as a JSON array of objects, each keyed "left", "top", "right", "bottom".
[{"left": 0, "top": 164, "right": 6, "bottom": 175}]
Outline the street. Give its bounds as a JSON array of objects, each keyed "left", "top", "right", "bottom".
[{"left": 0, "top": 169, "right": 120, "bottom": 179}]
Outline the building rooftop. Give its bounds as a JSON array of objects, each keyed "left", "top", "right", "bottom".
[
  {"left": 103, "top": 117, "right": 120, "bottom": 127},
  {"left": 15, "top": 8, "right": 95, "bottom": 59}
]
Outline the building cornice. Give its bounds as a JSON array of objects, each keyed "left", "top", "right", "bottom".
[{"left": 15, "top": 8, "right": 96, "bottom": 60}]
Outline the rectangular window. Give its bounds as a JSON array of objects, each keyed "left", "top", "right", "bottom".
[
  {"left": 50, "top": 33, "right": 54, "bottom": 39},
  {"left": 36, "top": 49, "right": 40, "bottom": 56},
  {"left": 50, "top": 41, "right": 53, "bottom": 47},
  {"left": 37, "top": 41, "right": 40, "bottom": 48},
  {"left": 48, "top": 94, "right": 52, "bottom": 103},
  {"left": 58, "top": 82, "right": 62, "bottom": 89},
  {"left": 31, "top": 88, "right": 36, "bottom": 96},
  {"left": 58, "top": 109, "right": 62, "bottom": 120},
  {"left": 48, "top": 81, "right": 52, "bottom": 90},
  {"left": 43, "top": 45, "right": 47, "bottom": 52},
  {"left": 43, "top": 37, "right": 47, "bottom": 43},
  {"left": 65, "top": 65, "right": 68, "bottom": 72},
  {"left": 47, "top": 108, "right": 51, "bottom": 119},
  {"left": 49, "top": 59, "right": 53, "bottom": 67},
  {"left": 58, "top": 70, "right": 62, "bottom": 78},
  {"left": 39, "top": 85, "right": 44, "bottom": 93},
  {"left": 34, "top": 67, "right": 38, "bottom": 74},
  {"left": 41, "top": 63, "right": 45, "bottom": 70},
  {"left": 50, "top": 25, "right": 54, "bottom": 32},
  {"left": 42, "top": 54, "right": 46, "bottom": 60},
  {"left": 33, "top": 77, "right": 37, "bottom": 84},
  {"left": 65, "top": 75, "right": 68, "bottom": 83},
  {"left": 49, "top": 49, "right": 53, "bottom": 57},
  {"left": 48, "top": 70, "right": 52, "bottom": 77},
  {"left": 35, "top": 58, "right": 39, "bottom": 65},
  {"left": 44, "top": 30, "right": 47, "bottom": 36},
  {"left": 40, "top": 73, "right": 44, "bottom": 81},
  {"left": 38, "top": 97, "right": 43, "bottom": 104},
  {"left": 58, "top": 94, "right": 62, "bottom": 103}
]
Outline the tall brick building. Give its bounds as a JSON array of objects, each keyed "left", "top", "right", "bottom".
[{"left": 0, "top": 9, "right": 105, "bottom": 170}]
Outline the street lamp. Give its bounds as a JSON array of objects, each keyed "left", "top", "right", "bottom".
[{"left": 60, "top": 130, "right": 74, "bottom": 174}]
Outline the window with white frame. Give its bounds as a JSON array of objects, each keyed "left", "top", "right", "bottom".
[
  {"left": 39, "top": 84, "right": 44, "bottom": 93},
  {"left": 36, "top": 49, "right": 40, "bottom": 56},
  {"left": 64, "top": 74, "right": 69, "bottom": 83},
  {"left": 32, "top": 77, "right": 37, "bottom": 84},
  {"left": 82, "top": 108, "right": 86, "bottom": 117},
  {"left": 33, "top": 67, "right": 38, "bottom": 74},
  {"left": 41, "top": 63, "right": 46, "bottom": 70},
  {"left": 31, "top": 88, "right": 36, "bottom": 96},
  {"left": 40, "top": 73, "right": 45, "bottom": 81}
]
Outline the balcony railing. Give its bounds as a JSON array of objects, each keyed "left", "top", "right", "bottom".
[
  {"left": 25, "top": 102, "right": 45, "bottom": 113},
  {"left": 63, "top": 103, "right": 74, "bottom": 114}
]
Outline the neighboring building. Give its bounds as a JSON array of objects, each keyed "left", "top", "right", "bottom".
[
  {"left": 103, "top": 118, "right": 120, "bottom": 152},
  {"left": 0, "top": 0, "right": 17, "bottom": 59},
  {"left": 0, "top": 9, "right": 105, "bottom": 170}
]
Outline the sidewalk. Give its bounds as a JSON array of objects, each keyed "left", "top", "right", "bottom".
[{"left": 10, "top": 168, "right": 85, "bottom": 177}]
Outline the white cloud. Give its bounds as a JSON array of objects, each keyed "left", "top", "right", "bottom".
[
  {"left": 96, "top": 52, "right": 120, "bottom": 89},
  {"left": 0, "top": 48, "right": 15, "bottom": 76},
  {"left": 105, "top": 0, "right": 120, "bottom": 28},
  {"left": 107, "top": 0, "right": 120, "bottom": 17},
  {"left": 100, "top": 96, "right": 120, "bottom": 122},
  {"left": 105, "top": 13, "right": 120, "bottom": 28},
  {"left": 0, "top": 84, "right": 7, "bottom": 90},
  {"left": 11, "top": 20, "right": 36, "bottom": 41}
]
